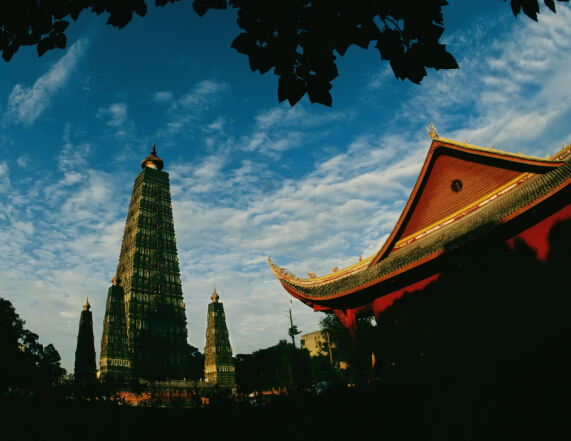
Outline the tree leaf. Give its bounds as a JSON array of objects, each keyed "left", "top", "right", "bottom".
[
  {"left": 193, "top": 0, "right": 210, "bottom": 17},
  {"left": 306, "top": 76, "right": 332, "bottom": 107},
  {"left": 544, "top": 0, "right": 556, "bottom": 13},
  {"left": 134, "top": 0, "right": 148, "bottom": 17},
  {"left": 37, "top": 38, "right": 56, "bottom": 58},
  {"left": 53, "top": 20, "right": 70, "bottom": 34},
  {"left": 231, "top": 32, "right": 255, "bottom": 55},
  {"left": 278, "top": 73, "right": 306, "bottom": 106},
  {"left": 52, "top": 33, "right": 67, "bottom": 50}
]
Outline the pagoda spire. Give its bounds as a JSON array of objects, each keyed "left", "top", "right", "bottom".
[
  {"left": 141, "top": 140, "right": 164, "bottom": 170},
  {"left": 75, "top": 298, "right": 97, "bottom": 381}
]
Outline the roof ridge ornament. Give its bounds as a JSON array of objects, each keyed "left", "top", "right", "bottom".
[{"left": 426, "top": 122, "right": 439, "bottom": 139}]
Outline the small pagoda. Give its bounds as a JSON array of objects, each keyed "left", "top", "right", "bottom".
[
  {"left": 269, "top": 127, "right": 571, "bottom": 338},
  {"left": 204, "top": 288, "right": 236, "bottom": 387},
  {"left": 74, "top": 298, "right": 97, "bottom": 380}
]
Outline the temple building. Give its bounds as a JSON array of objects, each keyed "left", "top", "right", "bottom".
[
  {"left": 204, "top": 288, "right": 236, "bottom": 387},
  {"left": 74, "top": 298, "right": 97, "bottom": 380},
  {"left": 100, "top": 144, "right": 189, "bottom": 379},
  {"left": 269, "top": 127, "right": 571, "bottom": 338}
]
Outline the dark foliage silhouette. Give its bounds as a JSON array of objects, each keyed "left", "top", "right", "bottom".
[
  {"left": 1, "top": 1, "right": 567, "bottom": 106},
  {"left": 0, "top": 298, "right": 66, "bottom": 392},
  {"left": 235, "top": 339, "right": 313, "bottom": 393}
]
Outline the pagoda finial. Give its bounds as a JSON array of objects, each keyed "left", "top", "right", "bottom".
[
  {"left": 83, "top": 297, "right": 91, "bottom": 311},
  {"left": 141, "top": 139, "right": 164, "bottom": 171},
  {"left": 211, "top": 286, "right": 219, "bottom": 303}
]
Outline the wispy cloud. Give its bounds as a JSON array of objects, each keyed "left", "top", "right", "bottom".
[
  {"left": 389, "top": 7, "right": 571, "bottom": 155},
  {"left": 96, "top": 103, "right": 128, "bottom": 127},
  {"left": 1, "top": 39, "right": 88, "bottom": 127},
  {"left": 153, "top": 91, "right": 173, "bottom": 103},
  {"left": 160, "top": 79, "right": 229, "bottom": 139},
  {"left": 0, "top": 161, "right": 10, "bottom": 194},
  {"left": 240, "top": 103, "right": 346, "bottom": 156}
]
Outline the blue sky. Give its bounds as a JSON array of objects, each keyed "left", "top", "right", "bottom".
[{"left": 1, "top": 2, "right": 571, "bottom": 373}]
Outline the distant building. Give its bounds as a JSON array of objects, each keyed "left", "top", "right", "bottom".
[
  {"left": 301, "top": 330, "right": 347, "bottom": 369},
  {"left": 74, "top": 298, "right": 97, "bottom": 380},
  {"left": 204, "top": 288, "right": 236, "bottom": 388},
  {"left": 300, "top": 331, "right": 327, "bottom": 357}
]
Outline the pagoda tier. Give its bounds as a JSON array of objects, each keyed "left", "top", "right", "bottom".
[
  {"left": 204, "top": 288, "right": 236, "bottom": 386},
  {"left": 100, "top": 145, "right": 189, "bottom": 379},
  {"left": 269, "top": 135, "right": 571, "bottom": 330}
]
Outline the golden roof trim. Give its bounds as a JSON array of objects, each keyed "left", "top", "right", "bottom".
[
  {"left": 268, "top": 254, "right": 374, "bottom": 286},
  {"left": 436, "top": 138, "right": 563, "bottom": 163}
]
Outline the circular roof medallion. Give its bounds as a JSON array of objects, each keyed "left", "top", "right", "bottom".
[{"left": 451, "top": 180, "right": 463, "bottom": 192}]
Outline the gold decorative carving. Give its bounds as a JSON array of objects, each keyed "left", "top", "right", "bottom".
[
  {"left": 426, "top": 122, "right": 439, "bottom": 139},
  {"left": 307, "top": 272, "right": 315, "bottom": 279}
]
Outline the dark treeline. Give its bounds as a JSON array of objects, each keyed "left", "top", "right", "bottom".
[
  {"left": 235, "top": 340, "right": 342, "bottom": 393},
  {"left": 0, "top": 298, "right": 66, "bottom": 394}
]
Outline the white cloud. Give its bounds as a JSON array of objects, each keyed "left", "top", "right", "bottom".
[
  {"left": 0, "top": 161, "right": 10, "bottom": 193},
  {"left": 97, "top": 103, "right": 128, "bottom": 127},
  {"left": 153, "top": 91, "right": 173, "bottom": 103},
  {"left": 240, "top": 103, "right": 346, "bottom": 156},
  {"left": 391, "top": 6, "right": 571, "bottom": 155},
  {"left": 17, "top": 155, "right": 31, "bottom": 169},
  {"left": 1, "top": 39, "right": 88, "bottom": 127},
  {"left": 160, "top": 79, "right": 229, "bottom": 139}
]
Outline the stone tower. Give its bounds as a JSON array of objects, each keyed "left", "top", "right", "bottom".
[
  {"left": 204, "top": 288, "right": 236, "bottom": 386},
  {"left": 74, "top": 298, "right": 97, "bottom": 380},
  {"left": 100, "top": 144, "right": 189, "bottom": 379}
]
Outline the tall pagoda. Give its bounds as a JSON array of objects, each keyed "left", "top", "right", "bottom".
[
  {"left": 74, "top": 298, "right": 97, "bottom": 380},
  {"left": 99, "top": 144, "right": 189, "bottom": 379},
  {"left": 269, "top": 128, "right": 571, "bottom": 337},
  {"left": 204, "top": 288, "right": 236, "bottom": 386}
]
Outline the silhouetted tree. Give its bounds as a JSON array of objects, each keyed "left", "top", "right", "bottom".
[
  {"left": 0, "top": 298, "right": 66, "bottom": 392},
  {"left": 185, "top": 343, "right": 204, "bottom": 382},
  {"left": 319, "top": 313, "right": 376, "bottom": 385},
  {"left": 235, "top": 339, "right": 312, "bottom": 392},
  {"left": 1, "top": 1, "right": 566, "bottom": 106}
]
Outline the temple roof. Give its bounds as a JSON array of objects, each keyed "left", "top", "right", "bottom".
[
  {"left": 141, "top": 143, "right": 164, "bottom": 171},
  {"left": 269, "top": 135, "right": 571, "bottom": 308}
]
